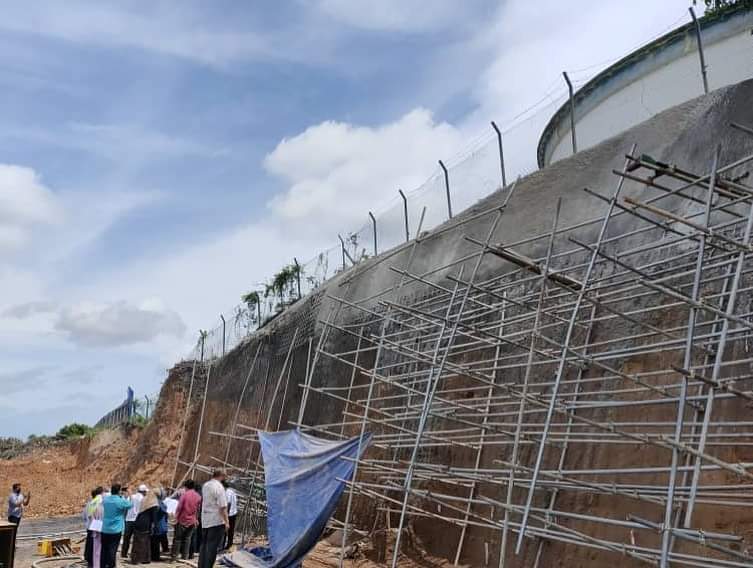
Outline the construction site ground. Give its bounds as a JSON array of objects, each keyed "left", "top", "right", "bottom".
[
  {"left": 1, "top": 427, "right": 449, "bottom": 567},
  {"left": 12, "top": 516, "right": 452, "bottom": 568}
]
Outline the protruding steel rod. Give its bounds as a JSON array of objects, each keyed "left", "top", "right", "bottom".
[
  {"left": 439, "top": 160, "right": 453, "bottom": 219},
  {"left": 491, "top": 121, "right": 507, "bottom": 188},
  {"left": 398, "top": 189, "right": 410, "bottom": 242},
  {"left": 689, "top": 7, "right": 709, "bottom": 95},
  {"left": 368, "top": 211, "right": 378, "bottom": 256},
  {"left": 563, "top": 71, "right": 577, "bottom": 155}
]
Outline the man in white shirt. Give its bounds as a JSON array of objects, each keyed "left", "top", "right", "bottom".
[
  {"left": 199, "top": 470, "right": 229, "bottom": 568},
  {"left": 121, "top": 484, "right": 146, "bottom": 558},
  {"left": 222, "top": 481, "right": 238, "bottom": 551},
  {"left": 7, "top": 483, "right": 30, "bottom": 525}
]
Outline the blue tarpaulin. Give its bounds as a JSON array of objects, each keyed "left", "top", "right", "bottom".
[{"left": 224, "top": 429, "right": 371, "bottom": 568}]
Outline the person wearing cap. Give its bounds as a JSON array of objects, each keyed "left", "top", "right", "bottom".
[{"left": 121, "top": 485, "right": 146, "bottom": 559}]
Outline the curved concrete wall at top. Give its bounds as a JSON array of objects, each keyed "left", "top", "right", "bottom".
[{"left": 538, "top": 5, "right": 753, "bottom": 167}]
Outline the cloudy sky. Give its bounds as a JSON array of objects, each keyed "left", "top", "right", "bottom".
[{"left": 0, "top": 0, "right": 693, "bottom": 438}]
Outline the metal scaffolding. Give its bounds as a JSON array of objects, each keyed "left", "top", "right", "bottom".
[{"left": 177, "top": 125, "right": 753, "bottom": 567}]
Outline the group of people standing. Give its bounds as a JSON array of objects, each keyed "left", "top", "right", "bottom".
[
  {"left": 118, "top": 484, "right": 169, "bottom": 564},
  {"left": 81, "top": 469, "right": 238, "bottom": 568}
]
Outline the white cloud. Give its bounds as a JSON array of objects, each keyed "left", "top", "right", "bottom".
[
  {"left": 54, "top": 300, "right": 186, "bottom": 347},
  {"left": 0, "top": 164, "right": 61, "bottom": 251},
  {"left": 0, "top": 366, "right": 54, "bottom": 395},
  {"left": 118, "top": 0, "right": 691, "bottom": 347},
  {"left": 0, "top": 1, "right": 273, "bottom": 67},
  {"left": 2, "top": 301, "right": 57, "bottom": 318},
  {"left": 67, "top": 123, "right": 227, "bottom": 162},
  {"left": 1, "top": 297, "right": 186, "bottom": 348},
  {"left": 78, "top": 109, "right": 483, "bottom": 345},
  {"left": 0, "top": 1, "right": 361, "bottom": 70},
  {"left": 265, "top": 108, "right": 466, "bottom": 238},
  {"left": 77, "top": 220, "right": 310, "bottom": 353},
  {"left": 313, "top": 0, "right": 474, "bottom": 33},
  {"left": 2, "top": 123, "right": 224, "bottom": 166},
  {"left": 464, "top": 1, "right": 692, "bottom": 132}
]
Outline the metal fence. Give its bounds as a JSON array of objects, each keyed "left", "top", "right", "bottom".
[
  {"left": 187, "top": 90, "right": 571, "bottom": 361},
  {"left": 95, "top": 388, "right": 161, "bottom": 428},
  {"left": 95, "top": 387, "right": 135, "bottom": 428},
  {"left": 186, "top": 5, "right": 707, "bottom": 362}
]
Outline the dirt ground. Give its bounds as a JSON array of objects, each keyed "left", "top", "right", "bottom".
[{"left": 11, "top": 516, "right": 456, "bottom": 568}]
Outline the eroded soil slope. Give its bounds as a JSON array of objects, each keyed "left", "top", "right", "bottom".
[{"left": 0, "top": 362, "right": 194, "bottom": 518}]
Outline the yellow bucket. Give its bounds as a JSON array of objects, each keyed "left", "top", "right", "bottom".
[{"left": 37, "top": 540, "right": 53, "bottom": 557}]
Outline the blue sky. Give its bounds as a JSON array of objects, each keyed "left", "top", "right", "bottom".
[{"left": 0, "top": 0, "right": 692, "bottom": 438}]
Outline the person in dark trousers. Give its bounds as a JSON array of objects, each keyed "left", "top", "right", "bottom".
[
  {"left": 84, "top": 487, "right": 104, "bottom": 568},
  {"left": 198, "top": 470, "right": 229, "bottom": 568},
  {"left": 131, "top": 488, "right": 157, "bottom": 564},
  {"left": 101, "top": 484, "right": 133, "bottom": 568},
  {"left": 190, "top": 484, "right": 204, "bottom": 560},
  {"left": 7, "top": 483, "right": 31, "bottom": 525},
  {"left": 221, "top": 480, "right": 238, "bottom": 552},
  {"left": 121, "top": 485, "right": 145, "bottom": 559},
  {"left": 171, "top": 480, "right": 201, "bottom": 561},
  {"left": 150, "top": 490, "right": 169, "bottom": 561}
]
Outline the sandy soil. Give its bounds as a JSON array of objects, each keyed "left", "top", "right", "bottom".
[
  {"left": 11, "top": 517, "right": 456, "bottom": 568},
  {"left": 0, "top": 436, "right": 129, "bottom": 519}
]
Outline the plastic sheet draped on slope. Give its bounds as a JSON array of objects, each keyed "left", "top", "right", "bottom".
[{"left": 226, "top": 429, "right": 371, "bottom": 568}]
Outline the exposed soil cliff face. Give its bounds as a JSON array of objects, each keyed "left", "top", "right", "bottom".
[
  {"left": 0, "top": 429, "right": 135, "bottom": 518},
  {"left": 121, "top": 361, "right": 197, "bottom": 486}
]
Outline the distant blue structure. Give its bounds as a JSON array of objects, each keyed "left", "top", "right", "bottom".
[{"left": 96, "top": 387, "right": 136, "bottom": 428}]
